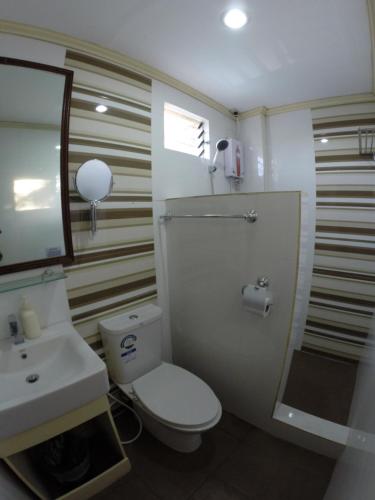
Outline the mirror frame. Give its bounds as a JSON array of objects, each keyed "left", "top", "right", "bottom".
[{"left": 0, "top": 57, "right": 74, "bottom": 275}]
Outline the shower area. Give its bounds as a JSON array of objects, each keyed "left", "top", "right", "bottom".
[{"left": 273, "top": 103, "right": 375, "bottom": 448}]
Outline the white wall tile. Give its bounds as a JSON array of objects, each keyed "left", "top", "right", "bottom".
[
  {"left": 266, "top": 109, "right": 316, "bottom": 350},
  {"left": 151, "top": 80, "right": 236, "bottom": 201},
  {"left": 151, "top": 80, "right": 237, "bottom": 361},
  {"left": 238, "top": 113, "right": 267, "bottom": 193}
]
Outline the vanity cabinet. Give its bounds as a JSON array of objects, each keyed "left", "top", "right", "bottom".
[{"left": 0, "top": 396, "right": 130, "bottom": 499}]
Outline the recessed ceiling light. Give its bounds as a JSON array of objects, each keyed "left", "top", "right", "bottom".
[
  {"left": 55, "top": 145, "right": 61, "bottom": 150},
  {"left": 96, "top": 104, "right": 108, "bottom": 113},
  {"left": 320, "top": 138, "right": 329, "bottom": 143},
  {"left": 223, "top": 9, "right": 248, "bottom": 29}
]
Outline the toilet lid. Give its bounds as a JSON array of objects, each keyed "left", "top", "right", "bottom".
[{"left": 132, "top": 363, "right": 220, "bottom": 428}]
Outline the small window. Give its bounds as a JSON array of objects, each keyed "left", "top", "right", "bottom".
[{"left": 164, "top": 103, "right": 210, "bottom": 159}]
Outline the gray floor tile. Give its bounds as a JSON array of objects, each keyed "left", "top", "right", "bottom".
[
  {"left": 124, "top": 427, "right": 238, "bottom": 500},
  {"left": 245, "top": 428, "right": 335, "bottom": 485},
  {"left": 214, "top": 441, "right": 278, "bottom": 500},
  {"left": 275, "top": 465, "right": 333, "bottom": 500},
  {"left": 108, "top": 414, "right": 334, "bottom": 500},
  {"left": 91, "top": 471, "right": 159, "bottom": 500},
  {"left": 189, "top": 477, "right": 251, "bottom": 500},
  {"left": 217, "top": 411, "right": 253, "bottom": 440},
  {"left": 283, "top": 350, "right": 357, "bottom": 425},
  {"left": 216, "top": 428, "right": 335, "bottom": 500},
  {"left": 244, "top": 427, "right": 334, "bottom": 471}
]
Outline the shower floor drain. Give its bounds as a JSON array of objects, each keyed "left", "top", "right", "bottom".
[{"left": 26, "top": 374, "right": 39, "bottom": 384}]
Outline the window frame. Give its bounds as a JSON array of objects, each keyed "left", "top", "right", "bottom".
[{"left": 163, "top": 102, "right": 210, "bottom": 159}]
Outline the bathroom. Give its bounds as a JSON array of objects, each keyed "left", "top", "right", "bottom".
[{"left": 0, "top": 0, "right": 374, "bottom": 499}]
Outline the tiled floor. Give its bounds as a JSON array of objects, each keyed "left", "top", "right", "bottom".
[
  {"left": 283, "top": 349, "right": 357, "bottom": 424},
  {"left": 93, "top": 411, "right": 335, "bottom": 500}
]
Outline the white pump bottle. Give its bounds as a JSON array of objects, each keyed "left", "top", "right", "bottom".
[{"left": 20, "top": 296, "right": 42, "bottom": 339}]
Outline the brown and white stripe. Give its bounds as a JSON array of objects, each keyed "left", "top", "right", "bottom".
[
  {"left": 64, "top": 51, "right": 157, "bottom": 356},
  {"left": 303, "top": 104, "right": 375, "bottom": 360}
]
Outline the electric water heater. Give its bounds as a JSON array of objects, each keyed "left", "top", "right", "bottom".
[{"left": 224, "top": 139, "right": 244, "bottom": 179}]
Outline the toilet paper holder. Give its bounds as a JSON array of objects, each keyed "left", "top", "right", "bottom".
[
  {"left": 241, "top": 277, "right": 273, "bottom": 317},
  {"left": 241, "top": 276, "right": 270, "bottom": 295},
  {"left": 257, "top": 277, "right": 270, "bottom": 288}
]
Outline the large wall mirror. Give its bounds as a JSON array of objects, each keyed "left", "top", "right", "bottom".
[{"left": 0, "top": 57, "right": 73, "bottom": 274}]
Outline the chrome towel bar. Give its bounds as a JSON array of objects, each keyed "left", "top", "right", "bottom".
[{"left": 160, "top": 210, "right": 258, "bottom": 224}]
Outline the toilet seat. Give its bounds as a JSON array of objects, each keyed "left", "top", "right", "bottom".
[{"left": 132, "top": 363, "right": 221, "bottom": 431}]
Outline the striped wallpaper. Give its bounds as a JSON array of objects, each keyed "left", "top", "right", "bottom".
[
  {"left": 303, "top": 104, "right": 375, "bottom": 360},
  {"left": 63, "top": 50, "right": 157, "bottom": 354}
]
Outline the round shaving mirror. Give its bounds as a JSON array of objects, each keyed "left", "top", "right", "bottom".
[{"left": 74, "top": 159, "right": 113, "bottom": 234}]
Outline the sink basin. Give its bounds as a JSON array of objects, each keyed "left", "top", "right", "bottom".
[{"left": 0, "top": 321, "right": 109, "bottom": 440}]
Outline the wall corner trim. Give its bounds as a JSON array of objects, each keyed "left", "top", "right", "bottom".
[
  {"left": 239, "top": 93, "right": 375, "bottom": 120},
  {"left": 238, "top": 106, "right": 268, "bottom": 120},
  {"left": 0, "top": 19, "right": 234, "bottom": 120}
]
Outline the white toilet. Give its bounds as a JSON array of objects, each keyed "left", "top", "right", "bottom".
[{"left": 99, "top": 304, "right": 222, "bottom": 453}]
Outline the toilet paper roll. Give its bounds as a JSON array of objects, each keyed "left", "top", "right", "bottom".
[{"left": 242, "top": 284, "right": 273, "bottom": 317}]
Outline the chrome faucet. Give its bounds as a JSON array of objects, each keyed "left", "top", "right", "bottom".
[{"left": 8, "top": 314, "right": 24, "bottom": 345}]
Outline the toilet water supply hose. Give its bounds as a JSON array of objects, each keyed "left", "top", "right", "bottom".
[{"left": 108, "top": 393, "right": 143, "bottom": 444}]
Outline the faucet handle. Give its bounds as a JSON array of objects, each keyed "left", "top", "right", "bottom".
[{"left": 8, "top": 314, "right": 18, "bottom": 336}]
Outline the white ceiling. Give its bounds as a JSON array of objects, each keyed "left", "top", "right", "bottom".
[{"left": 0, "top": 0, "right": 372, "bottom": 111}]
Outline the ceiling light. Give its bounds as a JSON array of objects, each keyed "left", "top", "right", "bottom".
[
  {"left": 96, "top": 104, "right": 108, "bottom": 113},
  {"left": 223, "top": 9, "right": 248, "bottom": 29},
  {"left": 55, "top": 145, "right": 61, "bottom": 150},
  {"left": 320, "top": 138, "right": 328, "bottom": 143}
]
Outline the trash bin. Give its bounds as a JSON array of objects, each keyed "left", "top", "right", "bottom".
[{"left": 32, "top": 430, "right": 90, "bottom": 484}]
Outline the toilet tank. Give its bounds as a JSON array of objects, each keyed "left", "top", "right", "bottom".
[{"left": 99, "top": 304, "right": 162, "bottom": 384}]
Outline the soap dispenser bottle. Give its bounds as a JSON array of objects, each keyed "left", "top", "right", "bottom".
[{"left": 20, "top": 296, "right": 42, "bottom": 339}]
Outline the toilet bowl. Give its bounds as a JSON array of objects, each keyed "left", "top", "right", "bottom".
[
  {"left": 99, "top": 304, "right": 222, "bottom": 452},
  {"left": 118, "top": 362, "right": 221, "bottom": 452}
]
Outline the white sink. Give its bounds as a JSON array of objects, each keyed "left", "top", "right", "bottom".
[{"left": 0, "top": 321, "right": 109, "bottom": 440}]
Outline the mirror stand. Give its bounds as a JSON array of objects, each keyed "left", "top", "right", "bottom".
[{"left": 90, "top": 201, "right": 98, "bottom": 235}]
